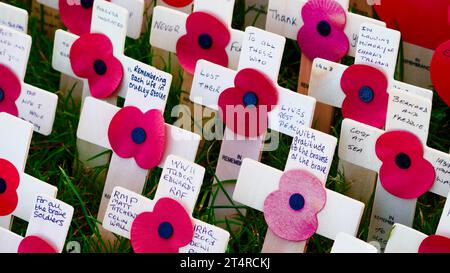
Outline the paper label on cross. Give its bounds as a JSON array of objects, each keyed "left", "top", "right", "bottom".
[
  {"left": 0, "top": 2, "right": 28, "bottom": 33},
  {"left": 0, "top": 25, "right": 58, "bottom": 135},
  {"left": 26, "top": 195, "right": 74, "bottom": 253},
  {"left": 331, "top": 232, "right": 378, "bottom": 253},
  {"left": 0, "top": 113, "right": 58, "bottom": 228},
  {"left": 309, "top": 23, "right": 434, "bottom": 111},
  {"left": 234, "top": 157, "right": 364, "bottom": 253},
  {"left": 266, "top": 0, "right": 386, "bottom": 57},
  {"left": 150, "top": 0, "right": 244, "bottom": 70},
  {"left": 37, "top": 0, "right": 145, "bottom": 39}
]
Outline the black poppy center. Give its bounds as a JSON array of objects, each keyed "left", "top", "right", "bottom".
[
  {"left": 317, "top": 20, "right": 332, "bottom": 37},
  {"left": 81, "top": 0, "right": 94, "bottom": 9},
  {"left": 158, "top": 222, "right": 174, "bottom": 239},
  {"left": 131, "top": 127, "right": 147, "bottom": 144},
  {"left": 0, "top": 88, "right": 4, "bottom": 102},
  {"left": 93, "top": 60, "right": 107, "bottom": 76},
  {"left": 289, "top": 193, "right": 305, "bottom": 211},
  {"left": 395, "top": 153, "right": 411, "bottom": 170},
  {"left": 243, "top": 92, "right": 258, "bottom": 108},
  {"left": 359, "top": 86, "right": 374, "bottom": 103},
  {"left": 198, "top": 33, "right": 213, "bottom": 49},
  {"left": 0, "top": 178, "right": 6, "bottom": 194}
]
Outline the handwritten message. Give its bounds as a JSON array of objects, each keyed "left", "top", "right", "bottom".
[
  {"left": 180, "top": 221, "right": 229, "bottom": 253},
  {"left": 33, "top": 196, "right": 68, "bottom": 227},
  {"left": 0, "top": 26, "right": 30, "bottom": 79}
]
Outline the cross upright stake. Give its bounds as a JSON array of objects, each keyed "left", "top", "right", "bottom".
[
  {"left": 338, "top": 90, "right": 450, "bottom": 250},
  {"left": 233, "top": 126, "right": 365, "bottom": 253},
  {"left": 384, "top": 192, "right": 450, "bottom": 253},
  {"left": 102, "top": 155, "right": 230, "bottom": 253},
  {"left": 189, "top": 26, "right": 316, "bottom": 226},
  {"left": 308, "top": 22, "right": 434, "bottom": 204},
  {"left": 0, "top": 195, "right": 73, "bottom": 253},
  {"left": 0, "top": 113, "right": 57, "bottom": 231}
]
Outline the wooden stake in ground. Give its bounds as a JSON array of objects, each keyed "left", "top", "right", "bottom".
[
  {"left": 102, "top": 155, "right": 230, "bottom": 253},
  {"left": 190, "top": 27, "right": 316, "bottom": 227},
  {"left": 0, "top": 195, "right": 73, "bottom": 253},
  {"left": 0, "top": 113, "right": 57, "bottom": 230},
  {"left": 233, "top": 126, "right": 365, "bottom": 253},
  {"left": 384, "top": 192, "right": 450, "bottom": 253}
]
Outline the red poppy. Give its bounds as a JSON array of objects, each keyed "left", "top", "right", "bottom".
[
  {"left": 0, "top": 158, "right": 20, "bottom": 217},
  {"left": 130, "top": 198, "right": 194, "bottom": 253},
  {"left": 59, "top": 0, "right": 111, "bottom": 36},
  {"left": 70, "top": 33, "right": 123, "bottom": 99},
  {"left": 418, "top": 235, "right": 450, "bottom": 253},
  {"left": 108, "top": 106, "right": 166, "bottom": 170},
  {"left": 340, "top": 64, "right": 389, "bottom": 129},
  {"left": 0, "top": 64, "right": 21, "bottom": 116},
  {"left": 430, "top": 39, "right": 450, "bottom": 106},
  {"left": 375, "top": 131, "right": 436, "bottom": 199},
  {"left": 217, "top": 68, "right": 278, "bottom": 138},
  {"left": 162, "top": 0, "right": 193, "bottom": 8},
  {"left": 297, "top": 0, "right": 349, "bottom": 62},
  {"left": 18, "top": 236, "right": 58, "bottom": 253},
  {"left": 264, "top": 170, "right": 326, "bottom": 241},
  {"left": 374, "top": 0, "right": 450, "bottom": 50},
  {"left": 176, "top": 12, "right": 230, "bottom": 74}
]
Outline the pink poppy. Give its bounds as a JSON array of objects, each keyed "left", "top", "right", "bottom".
[
  {"left": 130, "top": 198, "right": 194, "bottom": 253},
  {"left": 0, "top": 64, "right": 21, "bottom": 116},
  {"left": 297, "top": 0, "right": 349, "bottom": 62},
  {"left": 430, "top": 39, "right": 450, "bottom": 106},
  {"left": 217, "top": 68, "right": 278, "bottom": 138},
  {"left": 59, "top": 0, "right": 111, "bottom": 36},
  {"left": 176, "top": 12, "right": 230, "bottom": 74},
  {"left": 108, "top": 106, "right": 166, "bottom": 170},
  {"left": 70, "top": 33, "right": 123, "bottom": 99},
  {"left": 0, "top": 158, "right": 20, "bottom": 217},
  {"left": 162, "top": 0, "right": 193, "bottom": 8},
  {"left": 340, "top": 64, "right": 389, "bottom": 129},
  {"left": 18, "top": 236, "right": 58, "bottom": 253},
  {"left": 263, "top": 169, "right": 326, "bottom": 241},
  {"left": 418, "top": 235, "right": 450, "bottom": 253},
  {"left": 375, "top": 131, "right": 436, "bottom": 199}
]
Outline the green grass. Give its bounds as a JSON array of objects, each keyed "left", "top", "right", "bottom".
[{"left": 5, "top": 0, "right": 450, "bottom": 253}]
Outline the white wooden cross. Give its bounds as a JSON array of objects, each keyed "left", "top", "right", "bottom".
[
  {"left": 331, "top": 232, "right": 378, "bottom": 253},
  {"left": 308, "top": 22, "right": 434, "bottom": 204},
  {"left": 266, "top": 0, "right": 385, "bottom": 60},
  {"left": 37, "top": 0, "right": 145, "bottom": 39},
  {"left": 150, "top": 0, "right": 244, "bottom": 73},
  {"left": 384, "top": 192, "right": 450, "bottom": 253},
  {"left": 234, "top": 126, "right": 365, "bottom": 253},
  {"left": 338, "top": 92, "right": 450, "bottom": 251},
  {"left": 103, "top": 155, "right": 230, "bottom": 253},
  {"left": 0, "top": 113, "right": 57, "bottom": 230},
  {"left": 190, "top": 26, "right": 316, "bottom": 223},
  {"left": 0, "top": 2, "right": 29, "bottom": 33},
  {"left": 76, "top": 61, "right": 201, "bottom": 228},
  {"left": 0, "top": 195, "right": 73, "bottom": 253},
  {"left": 0, "top": 24, "right": 58, "bottom": 136}
]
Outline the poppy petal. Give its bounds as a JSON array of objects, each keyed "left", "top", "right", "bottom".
[
  {"left": 0, "top": 158, "right": 20, "bottom": 216},
  {"left": 419, "top": 235, "right": 450, "bottom": 253},
  {"left": 162, "top": 0, "right": 193, "bottom": 8}
]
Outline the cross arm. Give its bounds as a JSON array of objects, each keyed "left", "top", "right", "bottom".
[
  {"left": 0, "top": 227, "right": 23, "bottom": 253},
  {"left": 436, "top": 192, "right": 450, "bottom": 238},
  {"left": 384, "top": 224, "right": 427, "bottom": 253},
  {"left": 331, "top": 232, "right": 378, "bottom": 253},
  {"left": 52, "top": 29, "right": 79, "bottom": 78}
]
